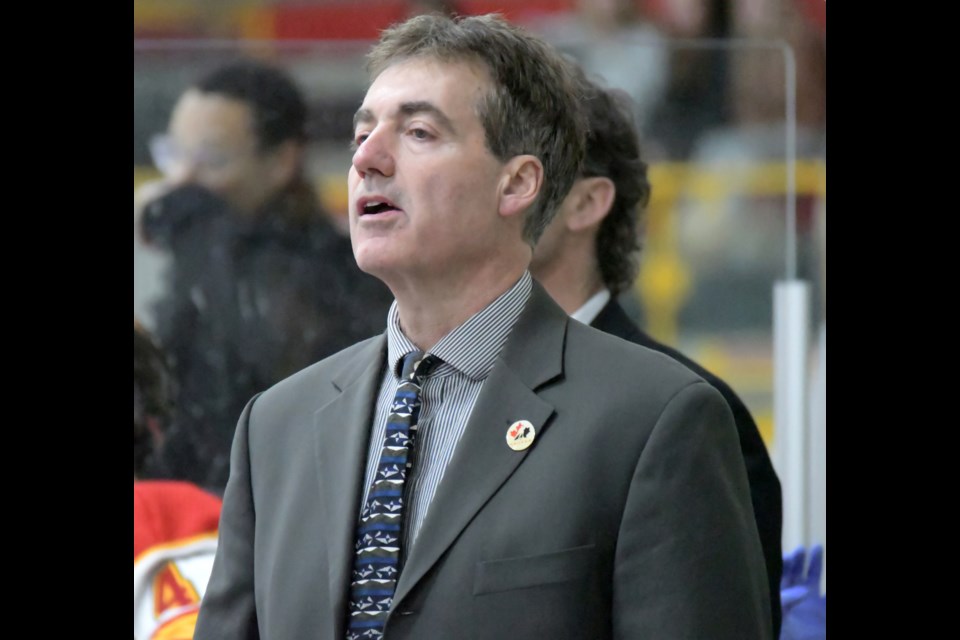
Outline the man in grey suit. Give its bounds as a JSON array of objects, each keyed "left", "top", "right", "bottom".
[{"left": 195, "top": 13, "right": 771, "bottom": 640}]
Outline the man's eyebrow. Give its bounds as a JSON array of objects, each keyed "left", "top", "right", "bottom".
[
  {"left": 397, "top": 101, "right": 457, "bottom": 135},
  {"left": 353, "top": 108, "right": 374, "bottom": 131},
  {"left": 352, "top": 101, "right": 458, "bottom": 135}
]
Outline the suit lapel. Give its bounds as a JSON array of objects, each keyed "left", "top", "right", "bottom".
[
  {"left": 393, "top": 283, "right": 567, "bottom": 605},
  {"left": 312, "top": 335, "right": 387, "bottom": 639}
]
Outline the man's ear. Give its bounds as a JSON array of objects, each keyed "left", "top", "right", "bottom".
[
  {"left": 566, "top": 176, "right": 615, "bottom": 232},
  {"left": 498, "top": 155, "right": 543, "bottom": 219},
  {"left": 266, "top": 140, "right": 303, "bottom": 190}
]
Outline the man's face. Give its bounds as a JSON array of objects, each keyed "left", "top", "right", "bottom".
[
  {"left": 161, "top": 89, "right": 286, "bottom": 215},
  {"left": 348, "top": 58, "right": 511, "bottom": 285}
]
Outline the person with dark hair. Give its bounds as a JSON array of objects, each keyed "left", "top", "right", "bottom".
[
  {"left": 135, "top": 60, "right": 393, "bottom": 492},
  {"left": 531, "top": 69, "right": 785, "bottom": 637},
  {"left": 134, "top": 322, "right": 222, "bottom": 640},
  {"left": 530, "top": 73, "right": 651, "bottom": 307},
  {"left": 134, "top": 321, "right": 175, "bottom": 478},
  {"left": 195, "top": 15, "right": 770, "bottom": 640}
]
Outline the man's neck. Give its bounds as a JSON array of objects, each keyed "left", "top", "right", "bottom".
[
  {"left": 533, "top": 247, "right": 605, "bottom": 315},
  {"left": 391, "top": 263, "right": 529, "bottom": 350}
]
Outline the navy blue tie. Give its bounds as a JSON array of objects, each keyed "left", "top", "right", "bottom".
[{"left": 346, "top": 351, "right": 441, "bottom": 640}]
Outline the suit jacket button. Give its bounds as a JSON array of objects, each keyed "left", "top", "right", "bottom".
[{"left": 397, "top": 610, "right": 415, "bottom": 616}]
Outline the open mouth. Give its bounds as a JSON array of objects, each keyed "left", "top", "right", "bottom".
[
  {"left": 359, "top": 197, "right": 402, "bottom": 217},
  {"left": 363, "top": 201, "right": 397, "bottom": 215}
]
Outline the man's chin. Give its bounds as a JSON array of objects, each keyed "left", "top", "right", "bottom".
[{"left": 352, "top": 246, "right": 396, "bottom": 280}]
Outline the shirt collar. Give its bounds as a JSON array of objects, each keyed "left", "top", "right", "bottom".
[
  {"left": 570, "top": 288, "right": 611, "bottom": 325},
  {"left": 385, "top": 271, "right": 533, "bottom": 381}
]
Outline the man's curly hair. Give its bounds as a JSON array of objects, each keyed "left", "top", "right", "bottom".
[{"left": 576, "top": 72, "right": 651, "bottom": 295}]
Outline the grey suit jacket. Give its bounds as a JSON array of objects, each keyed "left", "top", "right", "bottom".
[{"left": 195, "top": 284, "right": 772, "bottom": 640}]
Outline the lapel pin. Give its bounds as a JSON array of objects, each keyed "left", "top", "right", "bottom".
[{"left": 506, "top": 420, "right": 535, "bottom": 451}]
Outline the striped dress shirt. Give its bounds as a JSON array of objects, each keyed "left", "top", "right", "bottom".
[{"left": 359, "top": 271, "right": 533, "bottom": 556}]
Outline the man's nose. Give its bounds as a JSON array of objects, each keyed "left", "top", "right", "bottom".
[{"left": 352, "top": 127, "right": 395, "bottom": 180}]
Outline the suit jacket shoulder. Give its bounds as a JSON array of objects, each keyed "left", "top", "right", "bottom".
[
  {"left": 590, "top": 298, "right": 784, "bottom": 636},
  {"left": 563, "top": 316, "right": 716, "bottom": 407},
  {"left": 247, "top": 333, "right": 386, "bottom": 422}
]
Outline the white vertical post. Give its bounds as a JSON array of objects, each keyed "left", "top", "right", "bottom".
[
  {"left": 809, "top": 323, "right": 827, "bottom": 590},
  {"left": 773, "top": 280, "right": 810, "bottom": 552}
]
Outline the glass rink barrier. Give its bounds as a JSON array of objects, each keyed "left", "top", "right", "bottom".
[{"left": 134, "top": 0, "right": 826, "bottom": 594}]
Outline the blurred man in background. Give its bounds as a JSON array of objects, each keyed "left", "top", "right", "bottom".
[
  {"left": 135, "top": 60, "right": 392, "bottom": 492},
  {"left": 530, "top": 70, "right": 784, "bottom": 637}
]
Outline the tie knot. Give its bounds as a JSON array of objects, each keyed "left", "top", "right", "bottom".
[{"left": 399, "top": 351, "right": 442, "bottom": 383}]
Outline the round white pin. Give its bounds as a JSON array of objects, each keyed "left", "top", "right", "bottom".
[{"left": 506, "top": 420, "right": 536, "bottom": 451}]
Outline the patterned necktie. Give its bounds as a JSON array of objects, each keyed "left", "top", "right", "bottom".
[{"left": 346, "top": 350, "right": 442, "bottom": 640}]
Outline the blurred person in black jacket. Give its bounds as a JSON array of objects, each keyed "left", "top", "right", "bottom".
[
  {"left": 136, "top": 60, "right": 392, "bottom": 493},
  {"left": 530, "top": 70, "right": 784, "bottom": 637}
]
